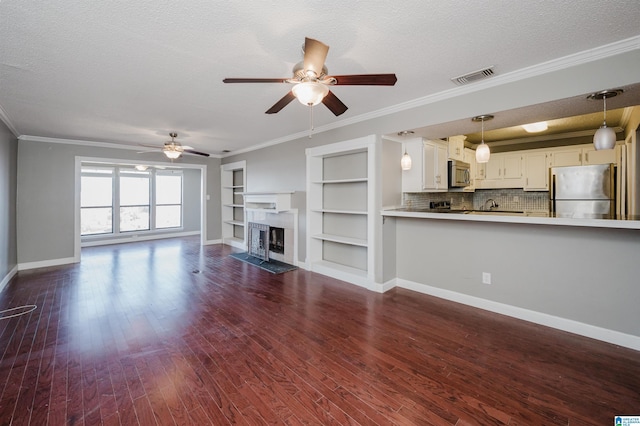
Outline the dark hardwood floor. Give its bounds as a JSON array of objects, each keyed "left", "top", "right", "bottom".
[{"left": 0, "top": 237, "right": 638, "bottom": 425}]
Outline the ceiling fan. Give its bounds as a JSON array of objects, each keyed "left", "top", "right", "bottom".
[
  {"left": 223, "top": 37, "right": 398, "bottom": 116},
  {"left": 139, "top": 133, "right": 210, "bottom": 159}
]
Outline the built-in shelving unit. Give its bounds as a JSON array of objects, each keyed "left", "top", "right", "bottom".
[
  {"left": 221, "top": 161, "right": 246, "bottom": 249},
  {"left": 306, "top": 135, "right": 379, "bottom": 289}
]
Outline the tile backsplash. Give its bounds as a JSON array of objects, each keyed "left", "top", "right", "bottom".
[{"left": 403, "top": 189, "right": 549, "bottom": 212}]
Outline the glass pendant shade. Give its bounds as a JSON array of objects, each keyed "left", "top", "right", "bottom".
[
  {"left": 593, "top": 124, "right": 616, "bottom": 150},
  {"left": 292, "top": 82, "right": 329, "bottom": 106},
  {"left": 401, "top": 151, "right": 412, "bottom": 170},
  {"left": 163, "top": 149, "right": 182, "bottom": 159},
  {"left": 476, "top": 142, "right": 490, "bottom": 163}
]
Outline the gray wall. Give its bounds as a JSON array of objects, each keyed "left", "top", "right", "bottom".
[
  {"left": 17, "top": 140, "right": 221, "bottom": 264},
  {"left": 223, "top": 48, "right": 640, "bottom": 265},
  {"left": 0, "top": 122, "right": 18, "bottom": 280},
  {"left": 394, "top": 218, "right": 640, "bottom": 337}
]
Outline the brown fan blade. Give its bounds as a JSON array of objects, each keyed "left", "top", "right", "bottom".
[
  {"left": 266, "top": 91, "right": 296, "bottom": 114},
  {"left": 183, "top": 149, "right": 210, "bottom": 157},
  {"left": 322, "top": 91, "right": 348, "bottom": 116},
  {"left": 223, "top": 78, "right": 289, "bottom": 83},
  {"left": 303, "top": 38, "right": 329, "bottom": 78},
  {"left": 329, "top": 74, "right": 397, "bottom": 86}
]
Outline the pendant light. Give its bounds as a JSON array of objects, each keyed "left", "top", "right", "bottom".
[
  {"left": 588, "top": 89, "right": 622, "bottom": 151},
  {"left": 472, "top": 115, "right": 493, "bottom": 163},
  {"left": 397, "top": 131, "right": 414, "bottom": 170}
]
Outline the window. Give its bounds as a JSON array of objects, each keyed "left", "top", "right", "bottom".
[
  {"left": 119, "top": 170, "right": 150, "bottom": 232},
  {"left": 81, "top": 167, "right": 114, "bottom": 235},
  {"left": 80, "top": 166, "right": 184, "bottom": 236},
  {"left": 156, "top": 172, "right": 182, "bottom": 229}
]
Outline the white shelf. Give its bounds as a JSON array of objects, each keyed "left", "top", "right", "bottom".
[
  {"left": 221, "top": 161, "right": 246, "bottom": 248},
  {"left": 311, "top": 209, "right": 368, "bottom": 215},
  {"left": 224, "top": 220, "right": 244, "bottom": 226},
  {"left": 311, "top": 233, "right": 367, "bottom": 247},
  {"left": 312, "top": 178, "right": 368, "bottom": 184}
]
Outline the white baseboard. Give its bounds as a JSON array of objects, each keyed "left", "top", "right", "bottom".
[
  {"left": 204, "top": 239, "right": 223, "bottom": 245},
  {"left": 0, "top": 265, "right": 18, "bottom": 293},
  {"left": 396, "top": 278, "right": 640, "bottom": 352},
  {"left": 18, "top": 256, "right": 78, "bottom": 271},
  {"left": 82, "top": 231, "right": 200, "bottom": 247}
]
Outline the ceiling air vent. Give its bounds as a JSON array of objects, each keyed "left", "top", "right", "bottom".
[{"left": 451, "top": 66, "right": 495, "bottom": 86}]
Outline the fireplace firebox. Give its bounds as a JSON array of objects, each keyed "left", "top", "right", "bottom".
[
  {"left": 269, "top": 227, "right": 285, "bottom": 254},
  {"left": 247, "top": 222, "right": 286, "bottom": 262}
]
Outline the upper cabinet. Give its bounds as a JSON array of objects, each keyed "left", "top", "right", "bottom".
[
  {"left": 447, "top": 135, "right": 466, "bottom": 161},
  {"left": 401, "top": 138, "right": 448, "bottom": 192},
  {"left": 423, "top": 139, "right": 449, "bottom": 191},
  {"left": 550, "top": 145, "right": 616, "bottom": 167},
  {"left": 523, "top": 151, "right": 550, "bottom": 191},
  {"left": 477, "top": 152, "right": 523, "bottom": 188}
]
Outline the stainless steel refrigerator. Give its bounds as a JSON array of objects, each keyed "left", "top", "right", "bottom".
[{"left": 550, "top": 163, "right": 616, "bottom": 218}]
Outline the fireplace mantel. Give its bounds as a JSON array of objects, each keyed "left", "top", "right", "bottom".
[{"left": 242, "top": 192, "right": 293, "bottom": 212}]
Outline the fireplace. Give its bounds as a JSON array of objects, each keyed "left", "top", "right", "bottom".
[
  {"left": 247, "top": 223, "right": 286, "bottom": 262},
  {"left": 243, "top": 192, "right": 298, "bottom": 266}
]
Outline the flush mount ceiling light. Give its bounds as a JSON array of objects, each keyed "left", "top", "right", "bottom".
[
  {"left": 472, "top": 115, "right": 494, "bottom": 163},
  {"left": 588, "top": 89, "right": 623, "bottom": 151},
  {"left": 522, "top": 121, "right": 548, "bottom": 133},
  {"left": 134, "top": 165, "right": 149, "bottom": 171},
  {"left": 397, "top": 131, "right": 415, "bottom": 170}
]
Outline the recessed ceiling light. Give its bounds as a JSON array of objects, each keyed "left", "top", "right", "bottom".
[
  {"left": 522, "top": 122, "right": 548, "bottom": 133},
  {"left": 397, "top": 130, "right": 415, "bottom": 136}
]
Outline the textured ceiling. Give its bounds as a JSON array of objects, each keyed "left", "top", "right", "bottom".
[{"left": 1, "top": 0, "right": 640, "bottom": 156}]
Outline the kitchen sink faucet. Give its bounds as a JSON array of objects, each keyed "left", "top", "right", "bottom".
[{"left": 484, "top": 199, "right": 499, "bottom": 210}]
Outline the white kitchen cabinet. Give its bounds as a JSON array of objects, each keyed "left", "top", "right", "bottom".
[
  {"left": 550, "top": 145, "right": 617, "bottom": 167},
  {"left": 549, "top": 147, "right": 582, "bottom": 167},
  {"left": 448, "top": 135, "right": 466, "bottom": 161},
  {"left": 583, "top": 147, "right": 616, "bottom": 165},
  {"left": 523, "top": 151, "right": 549, "bottom": 191},
  {"left": 477, "top": 153, "right": 523, "bottom": 188},
  {"left": 422, "top": 139, "right": 448, "bottom": 191}
]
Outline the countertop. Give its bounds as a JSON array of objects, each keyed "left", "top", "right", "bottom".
[{"left": 381, "top": 207, "right": 640, "bottom": 230}]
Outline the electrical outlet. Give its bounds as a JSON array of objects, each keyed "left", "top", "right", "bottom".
[{"left": 482, "top": 272, "right": 492, "bottom": 285}]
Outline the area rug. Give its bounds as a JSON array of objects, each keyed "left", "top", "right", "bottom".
[{"left": 229, "top": 252, "right": 298, "bottom": 274}]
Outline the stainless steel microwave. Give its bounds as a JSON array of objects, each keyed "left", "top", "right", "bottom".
[{"left": 448, "top": 160, "right": 471, "bottom": 187}]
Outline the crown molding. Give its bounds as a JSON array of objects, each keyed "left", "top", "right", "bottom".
[
  {"left": 18, "top": 135, "right": 223, "bottom": 158},
  {"left": 0, "top": 103, "right": 20, "bottom": 137},
  {"left": 223, "top": 35, "right": 640, "bottom": 158}
]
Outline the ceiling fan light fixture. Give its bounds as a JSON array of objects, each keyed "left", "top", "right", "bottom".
[
  {"left": 588, "top": 89, "right": 622, "bottom": 151},
  {"left": 163, "top": 148, "right": 182, "bottom": 160},
  {"left": 522, "top": 121, "right": 548, "bottom": 133},
  {"left": 292, "top": 81, "right": 329, "bottom": 106}
]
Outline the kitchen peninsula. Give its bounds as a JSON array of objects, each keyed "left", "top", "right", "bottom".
[{"left": 381, "top": 206, "right": 640, "bottom": 351}]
